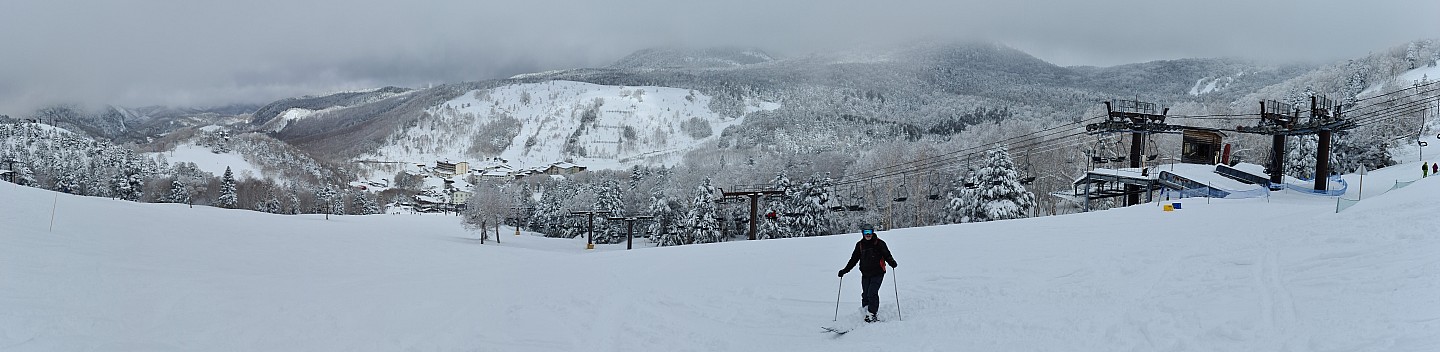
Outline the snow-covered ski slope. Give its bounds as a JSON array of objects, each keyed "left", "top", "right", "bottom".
[{"left": 3, "top": 163, "right": 1439, "bottom": 351}]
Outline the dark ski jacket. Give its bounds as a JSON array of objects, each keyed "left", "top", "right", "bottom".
[{"left": 842, "top": 237, "right": 897, "bottom": 276}]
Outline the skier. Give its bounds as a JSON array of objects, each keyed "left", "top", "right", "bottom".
[
  {"left": 837, "top": 224, "right": 898, "bottom": 323},
  {"left": 1432, "top": 163, "right": 1437, "bottom": 175}
]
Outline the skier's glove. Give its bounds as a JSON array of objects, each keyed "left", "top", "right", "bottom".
[{"left": 837, "top": 270, "right": 847, "bottom": 277}]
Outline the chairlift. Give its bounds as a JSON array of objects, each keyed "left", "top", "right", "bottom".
[
  {"left": 849, "top": 184, "right": 869, "bottom": 211},
  {"left": 1090, "top": 136, "right": 1124, "bottom": 166},
  {"left": 829, "top": 183, "right": 867, "bottom": 212},
  {"left": 892, "top": 178, "right": 909, "bottom": 202},
  {"left": 1145, "top": 135, "right": 1160, "bottom": 161},
  {"left": 926, "top": 173, "right": 941, "bottom": 200},
  {"left": 1019, "top": 149, "right": 1037, "bottom": 185}
]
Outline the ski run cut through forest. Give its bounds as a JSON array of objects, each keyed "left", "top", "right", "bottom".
[{"left": 4, "top": 137, "right": 1440, "bottom": 351}]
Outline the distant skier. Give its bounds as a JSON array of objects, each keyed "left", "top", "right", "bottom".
[
  {"left": 1432, "top": 163, "right": 1436, "bottom": 175},
  {"left": 837, "top": 224, "right": 898, "bottom": 323}
]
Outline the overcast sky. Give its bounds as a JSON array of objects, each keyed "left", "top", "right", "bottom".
[{"left": 1, "top": 0, "right": 1436, "bottom": 115}]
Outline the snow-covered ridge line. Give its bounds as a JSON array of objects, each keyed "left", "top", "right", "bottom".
[{"left": 365, "top": 80, "right": 779, "bottom": 170}]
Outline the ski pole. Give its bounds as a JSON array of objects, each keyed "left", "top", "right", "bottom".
[
  {"left": 893, "top": 268, "right": 902, "bottom": 321},
  {"left": 833, "top": 276, "right": 843, "bottom": 321}
]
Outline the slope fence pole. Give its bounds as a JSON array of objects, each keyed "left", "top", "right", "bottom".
[{"left": 49, "top": 193, "right": 58, "bottom": 232}]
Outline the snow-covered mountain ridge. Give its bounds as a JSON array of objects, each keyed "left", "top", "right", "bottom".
[{"left": 363, "top": 81, "right": 778, "bottom": 169}]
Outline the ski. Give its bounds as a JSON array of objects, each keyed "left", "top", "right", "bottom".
[{"left": 820, "top": 326, "right": 850, "bottom": 335}]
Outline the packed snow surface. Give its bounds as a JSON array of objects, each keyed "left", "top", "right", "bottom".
[
  {"left": 153, "top": 143, "right": 265, "bottom": 180},
  {"left": 3, "top": 159, "right": 1440, "bottom": 350}
]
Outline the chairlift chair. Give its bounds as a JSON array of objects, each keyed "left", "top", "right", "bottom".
[
  {"left": 1019, "top": 149, "right": 1037, "bottom": 185},
  {"left": 926, "top": 173, "right": 941, "bottom": 200},
  {"left": 829, "top": 183, "right": 865, "bottom": 212},
  {"left": 1146, "top": 136, "right": 1160, "bottom": 161},
  {"left": 892, "top": 180, "right": 909, "bottom": 202}
]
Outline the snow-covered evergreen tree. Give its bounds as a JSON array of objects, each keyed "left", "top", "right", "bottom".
[
  {"left": 641, "top": 168, "right": 676, "bottom": 243},
  {"left": 1343, "top": 60, "right": 1369, "bottom": 105},
  {"left": 287, "top": 190, "right": 302, "bottom": 215},
  {"left": 1284, "top": 135, "right": 1317, "bottom": 179},
  {"left": 123, "top": 173, "right": 144, "bottom": 202},
  {"left": 756, "top": 173, "right": 791, "bottom": 239},
  {"left": 534, "top": 181, "right": 580, "bottom": 238},
  {"left": 110, "top": 164, "right": 143, "bottom": 202},
  {"left": 12, "top": 162, "right": 35, "bottom": 187},
  {"left": 776, "top": 174, "right": 833, "bottom": 237},
  {"left": 644, "top": 186, "right": 674, "bottom": 243},
  {"left": 166, "top": 179, "right": 190, "bottom": 204},
  {"left": 331, "top": 190, "right": 348, "bottom": 216},
  {"left": 53, "top": 171, "right": 77, "bottom": 194},
  {"left": 592, "top": 179, "right": 625, "bottom": 244},
  {"left": 945, "top": 170, "right": 979, "bottom": 224},
  {"left": 968, "top": 147, "right": 1035, "bottom": 222},
  {"left": 658, "top": 178, "right": 719, "bottom": 246},
  {"left": 1331, "top": 130, "right": 1396, "bottom": 175},
  {"left": 314, "top": 185, "right": 337, "bottom": 215},
  {"left": 257, "top": 189, "right": 282, "bottom": 214},
  {"left": 353, "top": 191, "right": 380, "bottom": 215},
  {"left": 216, "top": 166, "right": 238, "bottom": 208},
  {"left": 514, "top": 182, "right": 536, "bottom": 228}
]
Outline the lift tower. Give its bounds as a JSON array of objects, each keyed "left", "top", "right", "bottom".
[
  {"left": 1237, "top": 96, "right": 1354, "bottom": 191},
  {"left": 1095, "top": 99, "right": 1173, "bottom": 206}
]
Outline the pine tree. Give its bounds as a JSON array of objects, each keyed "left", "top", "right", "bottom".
[
  {"left": 257, "top": 189, "right": 282, "bottom": 214},
  {"left": 1284, "top": 135, "right": 1317, "bottom": 180},
  {"left": 167, "top": 179, "right": 190, "bottom": 204},
  {"left": 592, "top": 179, "right": 625, "bottom": 244},
  {"left": 314, "top": 185, "right": 337, "bottom": 215},
  {"left": 1344, "top": 60, "right": 1369, "bottom": 104},
  {"left": 756, "top": 173, "right": 791, "bottom": 239},
  {"left": 54, "top": 170, "right": 77, "bottom": 194},
  {"left": 111, "top": 172, "right": 134, "bottom": 201},
  {"left": 353, "top": 191, "right": 380, "bottom": 215},
  {"left": 658, "top": 178, "right": 719, "bottom": 246},
  {"left": 216, "top": 167, "right": 238, "bottom": 208},
  {"left": 644, "top": 186, "right": 673, "bottom": 243},
  {"left": 969, "top": 147, "right": 1035, "bottom": 222},
  {"left": 124, "top": 173, "right": 144, "bottom": 202},
  {"left": 534, "top": 181, "right": 577, "bottom": 238},
  {"left": 642, "top": 168, "right": 675, "bottom": 243},
  {"left": 331, "top": 190, "right": 348, "bottom": 216},
  {"left": 515, "top": 182, "right": 536, "bottom": 229},
  {"left": 945, "top": 170, "right": 979, "bottom": 224},
  {"left": 287, "top": 190, "right": 302, "bottom": 215},
  {"left": 1331, "top": 130, "right": 1396, "bottom": 175},
  {"left": 776, "top": 174, "right": 832, "bottom": 237}
]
